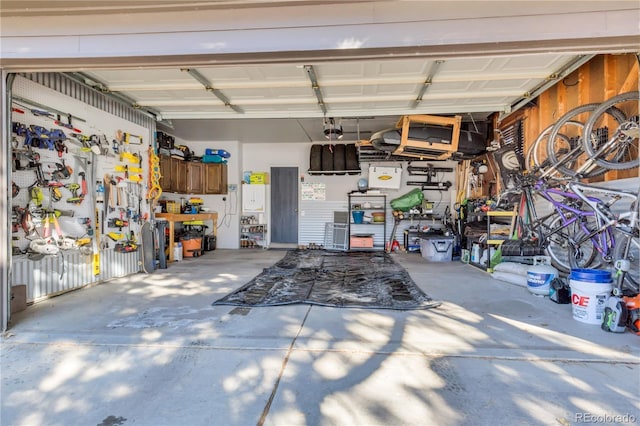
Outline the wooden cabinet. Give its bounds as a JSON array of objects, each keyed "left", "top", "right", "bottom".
[
  {"left": 204, "top": 163, "right": 228, "bottom": 194},
  {"left": 159, "top": 155, "right": 174, "bottom": 192},
  {"left": 186, "top": 162, "right": 204, "bottom": 194},
  {"left": 175, "top": 160, "right": 188, "bottom": 193},
  {"left": 159, "top": 156, "right": 227, "bottom": 194},
  {"left": 159, "top": 155, "right": 185, "bottom": 193}
]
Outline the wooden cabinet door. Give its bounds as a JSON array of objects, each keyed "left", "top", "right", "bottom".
[
  {"left": 204, "top": 163, "right": 228, "bottom": 194},
  {"left": 175, "top": 160, "right": 188, "bottom": 193},
  {"left": 159, "top": 155, "right": 172, "bottom": 192},
  {"left": 187, "top": 162, "right": 204, "bottom": 194}
]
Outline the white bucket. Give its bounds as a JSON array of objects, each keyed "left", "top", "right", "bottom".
[{"left": 569, "top": 269, "right": 613, "bottom": 325}]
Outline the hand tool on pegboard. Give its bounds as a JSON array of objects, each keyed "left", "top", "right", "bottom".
[
  {"left": 64, "top": 183, "right": 84, "bottom": 204},
  {"left": 107, "top": 232, "right": 125, "bottom": 241},
  {"left": 104, "top": 174, "right": 116, "bottom": 215},
  {"left": 108, "top": 218, "right": 129, "bottom": 230},
  {"left": 124, "top": 132, "right": 143, "bottom": 145},
  {"left": 12, "top": 181, "right": 20, "bottom": 198},
  {"left": 13, "top": 96, "right": 86, "bottom": 123},
  {"left": 47, "top": 181, "right": 64, "bottom": 202},
  {"left": 54, "top": 114, "right": 82, "bottom": 133},
  {"left": 78, "top": 171, "right": 88, "bottom": 199}
]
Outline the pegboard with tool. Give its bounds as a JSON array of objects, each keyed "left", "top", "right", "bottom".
[{"left": 10, "top": 75, "right": 153, "bottom": 269}]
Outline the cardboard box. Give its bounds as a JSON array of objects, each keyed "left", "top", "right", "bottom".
[
  {"left": 350, "top": 236, "right": 374, "bottom": 248},
  {"left": 250, "top": 172, "right": 269, "bottom": 184},
  {"left": 11, "top": 285, "right": 27, "bottom": 314}
]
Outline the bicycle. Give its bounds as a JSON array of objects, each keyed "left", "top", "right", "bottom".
[
  {"left": 544, "top": 92, "right": 638, "bottom": 179},
  {"left": 568, "top": 181, "right": 639, "bottom": 296},
  {"left": 509, "top": 175, "right": 639, "bottom": 295}
]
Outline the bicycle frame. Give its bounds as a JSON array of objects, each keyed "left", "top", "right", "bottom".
[
  {"left": 518, "top": 180, "right": 614, "bottom": 259},
  {"left": 569, "top": 182, "right": 639, "bottom": 254}
]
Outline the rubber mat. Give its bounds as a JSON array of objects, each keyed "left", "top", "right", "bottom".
[{"left": 212, "top": 250, "right": 441, "bottom": 310}]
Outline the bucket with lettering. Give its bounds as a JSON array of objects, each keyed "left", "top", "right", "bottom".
[{"left": 569, "top": 268, "right": 613, "bottom": 325}]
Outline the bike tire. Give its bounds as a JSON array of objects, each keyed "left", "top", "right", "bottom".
[
  {"left": 567, "top": 228, "right": 601, "bottom": 271},
  {"left": 612, "top": 230, "right": 639, "bottom": 295},
  {"left": 581, "top": 91, "right": 639, "bottom": 171},
  {"left": 545, "top": 104, "right": 610, "bottom": 179},
  {"left": 542, "top": 215, "right": 599, "bottom": 273},
  {"left": 528, "top": 123, "right": 580, "bottom": 177},
  {"left": 543, "top": 215, "right": 574, "bottom": 273},
  {"left": 526, "top": 125, "right": 551, "bottom": 172}
]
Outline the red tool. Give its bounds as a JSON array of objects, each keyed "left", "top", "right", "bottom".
[
  {"left": 54, "top": 120, "right": 82, "bottom": 133},
  {"left": 11, "top": 107, "right": 25, "bottom": 114},
  {"left": 79, "top": 171, "right": 88, "bottom": 199}
]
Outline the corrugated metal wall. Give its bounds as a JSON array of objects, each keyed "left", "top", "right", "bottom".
[
  {"left": 12, "top": 249, "right": 141, "bottom": 302},
  {"left": 299, "top": 201, "right": 348, "bottom": 246},
  {"left": 298, "top": 197, "right": 450, "bottom": 245},
  {"left": 20, "top": 73, "right": 156, "bottom": 129},
  {"left": 299, "top": 200, "right": 395, "bottom": 248}
]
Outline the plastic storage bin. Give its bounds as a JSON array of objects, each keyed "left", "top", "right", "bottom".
[{"left": 420, "top": 235, "right": 453, "bottom": 262}]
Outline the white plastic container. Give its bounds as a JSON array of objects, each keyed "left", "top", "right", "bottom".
[
  {"left": 569, "top": 269, "right": 613, "bottom": 325},
  {"left": 420, "top": 236, "right": 453, "bottom": 262},
  {"left": 526, "top": 256, "right": 558, "bottom": 296},
  {"left": 173, "top": 242, "right": 183, "bottom": 261},
  {"left": 471, "top": 244, "right": 481, "bottom": 263}
]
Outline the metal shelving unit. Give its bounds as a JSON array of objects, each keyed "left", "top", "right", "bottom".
[
  {"left": 347, "top": 192, "right": 387, "bottom": 251},
  {"left": 240, "top": 215, "right": 267, "bottom": 249}
]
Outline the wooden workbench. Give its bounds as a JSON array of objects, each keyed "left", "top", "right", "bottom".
[{"left": 155, "top": 212, "right": 217, "bottom": 262}]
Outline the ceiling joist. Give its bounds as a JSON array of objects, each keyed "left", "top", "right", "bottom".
[
  {"left": 411, "top": 60, "right": 444, "bottom": 109},
  {"left": 303, "top": 65, "right": 327, "bottom": 115},
  {"left": 181, "top": 68, "right": 243, "bottom": 114}
]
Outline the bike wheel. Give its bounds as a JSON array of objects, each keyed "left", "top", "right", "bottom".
[
  {"left": 545, "top": 104, "right": 612, "bottom": 178},
  {"left": 543, "top": 215, "right": 599, "bottom": 272},
  {"left": 526, "top": 124, "right": 557, "bottom": 173},
  {"left": 582, "top": 91, "right": 639, "bottom": 171},
  {"left": 543, "top": 215, "right": 575, "bottom": 273},
  {"left": 567, "top": 228, "right": 601, "bottom": 271}
]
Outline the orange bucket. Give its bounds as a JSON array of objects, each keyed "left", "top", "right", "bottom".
[{"left": 181, "top": 237, "right": 202, "bottom": 257}]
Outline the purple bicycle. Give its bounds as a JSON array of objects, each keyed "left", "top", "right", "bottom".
[{"left": 510, "top": 175, "right": 639, "bottom": 294}]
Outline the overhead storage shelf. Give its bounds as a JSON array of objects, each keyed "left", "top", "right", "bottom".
[{"left": 308, "top": 143, "right": 361, "bottom": 175}]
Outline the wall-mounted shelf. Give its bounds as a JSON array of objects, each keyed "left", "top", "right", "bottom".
[{"left": 307, "top": 169, "right": 361, "bottom": 176}]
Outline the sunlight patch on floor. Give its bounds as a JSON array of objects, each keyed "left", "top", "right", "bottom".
[{"left": 490, "top": 314, "right": 639, "bottom": 361}]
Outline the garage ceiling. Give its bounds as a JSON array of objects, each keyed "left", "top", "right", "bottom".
[
  {"left": 2, "top": 0, "right": 638, "bottom": 143},
  {"left": 77, "top": 52, "right": 588, "bottom": 142}
]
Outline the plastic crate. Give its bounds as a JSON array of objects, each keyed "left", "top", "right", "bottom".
[{"left": 324, "top": 223, "right": 348, "bottom": 251}]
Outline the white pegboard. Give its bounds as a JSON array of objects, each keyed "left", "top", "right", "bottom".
[{"left": 11, "top": 75, "right": 154, "bottom": 254}]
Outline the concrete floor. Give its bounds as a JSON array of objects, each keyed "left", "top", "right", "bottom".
[{"left": 1, "top": 249, "right": 638, "bottom": 426}]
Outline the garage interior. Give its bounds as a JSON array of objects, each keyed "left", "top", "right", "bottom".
[{"left": 1, "top": 1, "right": 639, "bottom": 425}]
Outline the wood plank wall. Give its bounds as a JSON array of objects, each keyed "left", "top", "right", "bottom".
[{"left": 501, "top": 53, "right": 639, "bottom": 183}]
